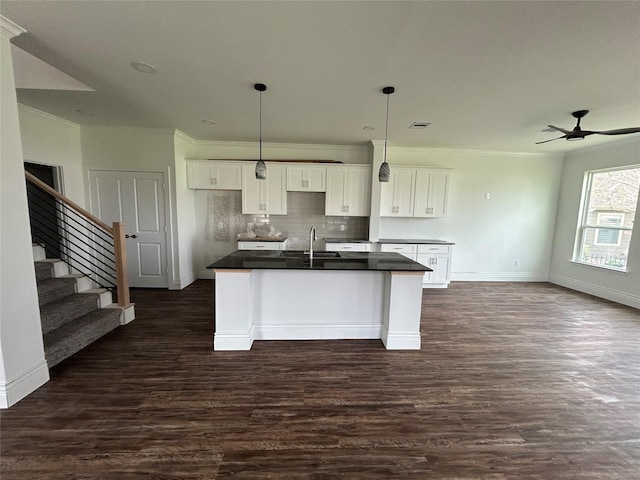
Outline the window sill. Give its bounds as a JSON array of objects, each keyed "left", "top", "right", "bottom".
[{"left": 569, "top": 260, "right": 629, "bottom": 274}]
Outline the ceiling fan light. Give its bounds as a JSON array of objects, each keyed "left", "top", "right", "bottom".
[{"left": 566, "top": 136, "right": 584, "bottom": 141}]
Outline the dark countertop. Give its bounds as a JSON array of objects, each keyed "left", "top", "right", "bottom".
[
  {"left": 378, "top": 239, "right": 455, "bottom": 245},
  {"left": 323, "top": 238, "right": 371, "bottom": 243},
  {"left": 208, "top": 250, "right": 430, "bottom": 272}
]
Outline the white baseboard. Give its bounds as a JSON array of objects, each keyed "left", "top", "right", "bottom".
[
  {"left": 169, "top": 271, "right": 197, "bottom": 290},
  {"left": 0, "top": 360, "right": 49, "bottom": 409},
  {"left": 451, "top": 272, "right": 549, "bottom": 282},
  {"left": 549, "top": 273, "right": 640, "bottom": 309}
]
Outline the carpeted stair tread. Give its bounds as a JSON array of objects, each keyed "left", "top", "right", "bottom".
[
  {"left": 39, "top": 292, "right": 101, "bottom": 334},
  {"left": 37, "top": 277, "right": 77, "bottom": 306},
  {"left": 35, "top": 261, "right": 53, "bottom": 282},
  {"left": 44, "top": 308, "right": 121, "bottom": 368}
]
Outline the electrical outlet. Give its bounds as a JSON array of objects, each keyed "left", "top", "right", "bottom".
[{"left": 514, "top": 259, "right": 520, "bottom": 267}]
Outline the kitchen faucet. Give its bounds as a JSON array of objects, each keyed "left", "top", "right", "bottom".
[{"left": 307, "top": 226, "right": 317, "bottom": 261}]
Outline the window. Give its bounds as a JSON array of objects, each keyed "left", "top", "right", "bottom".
[
  {"left": 594, "top": 213, "right": 624, "bottom": 246},
  {"left": 574, "top": 166, "right": 639, "bottom": 271}
]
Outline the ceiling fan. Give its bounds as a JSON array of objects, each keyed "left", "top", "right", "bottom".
[{"left": 536, "top": 110, "right": 640, "bottom": 144}]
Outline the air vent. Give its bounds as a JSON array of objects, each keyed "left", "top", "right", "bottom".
[{"left": 409, "top": 122, "right": 431, "bottom": 129}]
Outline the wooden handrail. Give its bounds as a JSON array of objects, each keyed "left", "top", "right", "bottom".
[
  {"left": 26, "top": 171, "right": 131, "bottom": 307},
  {"left": 25, "top": 171, "right": 113, "bottom": 234}
]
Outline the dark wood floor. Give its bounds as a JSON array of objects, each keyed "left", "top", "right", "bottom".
[{"left": 1, "top": 281, "right": 639, "bottom": 479}]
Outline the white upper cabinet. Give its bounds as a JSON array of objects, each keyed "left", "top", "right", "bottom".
[
  {"left": 187, "top": 161, "right": 242, "bottom": 190},
  {"left": 380, "top": 168, "right": 416, "bottom": 217},
  {"left": 325, "top": 166, "right": 371, "bottom": 217},
  {"left": 380, "top": 167, "right": 450, "bottom": 218},
  {"left": 286, "top": 165, "right": 326, "bottom": 192},
  {"left": 241, "top": 164, "right": 287, "bottom": 215},
  {"left": 414, "top": 169, "right": 450, "bottom": 218}
]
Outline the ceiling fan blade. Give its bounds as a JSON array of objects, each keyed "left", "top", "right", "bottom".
[
  {"left": 547, "top": 125, "right": 571, "bottom": 134},
  {"left": 536, "top": 136, "right": 566, "bottom": 144},
  {"left": 594, "top": 127, "right": 640, "bottom": 135}
]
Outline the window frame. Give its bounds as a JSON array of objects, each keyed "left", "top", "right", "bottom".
[
  {"left": 573, "top": 165, "right": 639, "bottom": 272},
  {"left": 593, "top": 212, "right": 625, "bottom": 246}
]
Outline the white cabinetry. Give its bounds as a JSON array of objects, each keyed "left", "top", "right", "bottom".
[
  {"left": 380, "top": 167, "right": 450, "bottom": 218},
  {"left": 416, "top": 245, "right": 452, "bottom": 287},
  {"left": 238, "top": 241, "right": 287, "bottom": 251},
  {"left": 325, "top": 242, "right": 371, "bottom": 253},
  {"left": 380, "top": 168, "right": 416, "bottom": 217},
  {"left": 187, "top": 161, "right": 242, "bottom": 190},
  {"left": 286, "top": 165, "right": 326, "bottom": 192},
  {"left": 380, "top": 242, "right": 452, "bottom": 288},
  {"left": 241, "top": 164, "right": 287, "bottom": 215},
  {"left": 414, "top": 169, "right": 450, "bottom": 218},
  {"left": 325, "top": 166, "right": 371, "bottom": 217}
]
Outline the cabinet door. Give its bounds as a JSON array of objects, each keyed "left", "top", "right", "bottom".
[
  {"left": 187, "top": 162, "right": 242, "bottom": 190},
  {"left": 242, "top": 165, "right": 264, "bottom": 213},
  {"left": 213, "top": 162, "right": 242, "bottom": 190},
  {"left": 287, "top": 165, "right": 326, "bottom": 192},
  {"left": 265, "top": 165, "right": 287, "bottom": 214},
  {"left": 417, "top": 253, "right": 451, "bottom": 285},
  {"left": 380, "top": 168, "right": 415, "bottom": 217},
  {"left": 344, "top": 167, "right": 371, "bottom": 216},
  {"left": 414, "top": 169, "right": 450, "bottom": 218},
  {"left": 325, "top": 169, "right": 347, "bottom": 215}
]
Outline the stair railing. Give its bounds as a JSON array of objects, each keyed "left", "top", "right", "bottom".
[{"left": 25, "top": 171, "right": 131, "bottom": 307}]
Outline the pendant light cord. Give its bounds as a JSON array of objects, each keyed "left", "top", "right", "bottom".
[
  {"left": 259, "top": 89, "right": 263, "bottom": 162},
  {"left": 384, "top": 91, "right": 390, "bottom": 164}
]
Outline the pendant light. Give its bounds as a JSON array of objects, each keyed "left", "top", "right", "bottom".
[
  {"left": 254, "top": 83, "right": 267, "bottom": 180},
  {"left": 378, "top": 86, "right": 395, "bottom": 182}
]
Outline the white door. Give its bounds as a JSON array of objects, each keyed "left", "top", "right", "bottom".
[{"left": 89, "top": 170, "right": 168, "bottom": 288}]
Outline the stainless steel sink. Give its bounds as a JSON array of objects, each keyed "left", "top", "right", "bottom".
[{"left": 279, "top": 251, "right": 341, "bottom": 259}]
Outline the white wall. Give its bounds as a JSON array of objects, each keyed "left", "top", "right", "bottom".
[
  {"left": 549, "top": 138, "right": 640, "bottom": 308},
  {"left": 0, "top": 16, "right": 49, "bottom": 408},
  {"left": 18, "top": 105, "right": 84, "bottom": 203},
  {"left": 372, "top": 145, "right": 564, "bottom": 281},
  {"left": 189, "top": 140, "right": 368, "bottom": 164},
  {"left": 81, "top": 127, "right": 183, "bottom": 289},
  {"left": 173, "top": 131, "right": 197, "bottom": 288}
]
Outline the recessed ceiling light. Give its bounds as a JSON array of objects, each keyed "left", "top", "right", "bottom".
[
  {"left": 409, "top": 122, "right": 431, "bottom": 129},
  {"left": 76, "top": 109, "right": 95, "bottom": 116},
  {"left": 362, "top": 126, "right": 375, "bottom": 131},
  {"left": 201, "top": 119, "right": 216, "bottom": 125},
  {"left": 131, "top": 61, "right": 156, "bottom": 74}
]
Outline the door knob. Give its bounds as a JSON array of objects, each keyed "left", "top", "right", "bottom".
[{"left": 125, "top": 234, "right": 138, "bottom": 239}]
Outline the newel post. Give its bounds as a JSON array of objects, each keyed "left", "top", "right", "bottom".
[{"left": 112, "top": 222, "right": 130, "bottom": 307}]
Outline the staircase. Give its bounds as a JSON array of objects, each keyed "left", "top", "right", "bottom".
[{"left": 33, "top": 244, "right": 134, "bottom": 368}]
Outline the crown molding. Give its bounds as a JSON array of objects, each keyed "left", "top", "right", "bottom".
[
  {"left": 0, "top": 15, "right": 26, "bottom": 39},
  {"left": 194, "top": 139, "right": 366, "bottom": 152},
  {"left": 174, "top": 129, "right": 196, "bottom": 144},
  {"left": 18, "top": 104, "right": 80, "bottom": 129}
]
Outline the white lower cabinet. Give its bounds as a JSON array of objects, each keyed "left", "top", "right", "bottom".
[
  {"left": 238, "top": 241, "right": 287, "bottom": 251},
  {"left": 325, "top": 242, "right": 371, "bottom": 253},
  {"left": 381, "top": 243, "right": 452, "bottom": 288}
]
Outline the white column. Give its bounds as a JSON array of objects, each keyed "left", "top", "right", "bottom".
[
  {"left": 0, "top": 15, "right": 50, "bottom": 408},
  {"left": 368, "top": 140, "right": 385, "bottom": 241},
  {"left": 213, "top": 270, "right": 254, "bottom": 350},
  {"left": 381, "top": 271, "right": 423, "bottom": 349}
]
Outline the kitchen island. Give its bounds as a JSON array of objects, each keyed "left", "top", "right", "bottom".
[{"left": 208, "top": 250, "right": 429, "bottom": 351}]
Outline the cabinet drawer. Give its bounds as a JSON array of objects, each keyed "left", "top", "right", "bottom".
[
  {"left": 380, "top": 243, "right": 417, "bottom": 254},
  {"left": 237, "top": 241, "right": 286, "bottom": 251},
  {"left": 325, "top": 242, "right": 371, "bottom": 252},
  {"left": 417, "top": 244, "right": 451, "bottom": 254}
]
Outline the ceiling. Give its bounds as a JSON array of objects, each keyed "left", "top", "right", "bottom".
[{"left": 2, "top": 0, "right": 639, "bottom": 154}]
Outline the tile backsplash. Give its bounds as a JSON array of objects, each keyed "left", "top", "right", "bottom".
[{"left": 196, "top": 190, "right": 369, "bottom": 265}]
